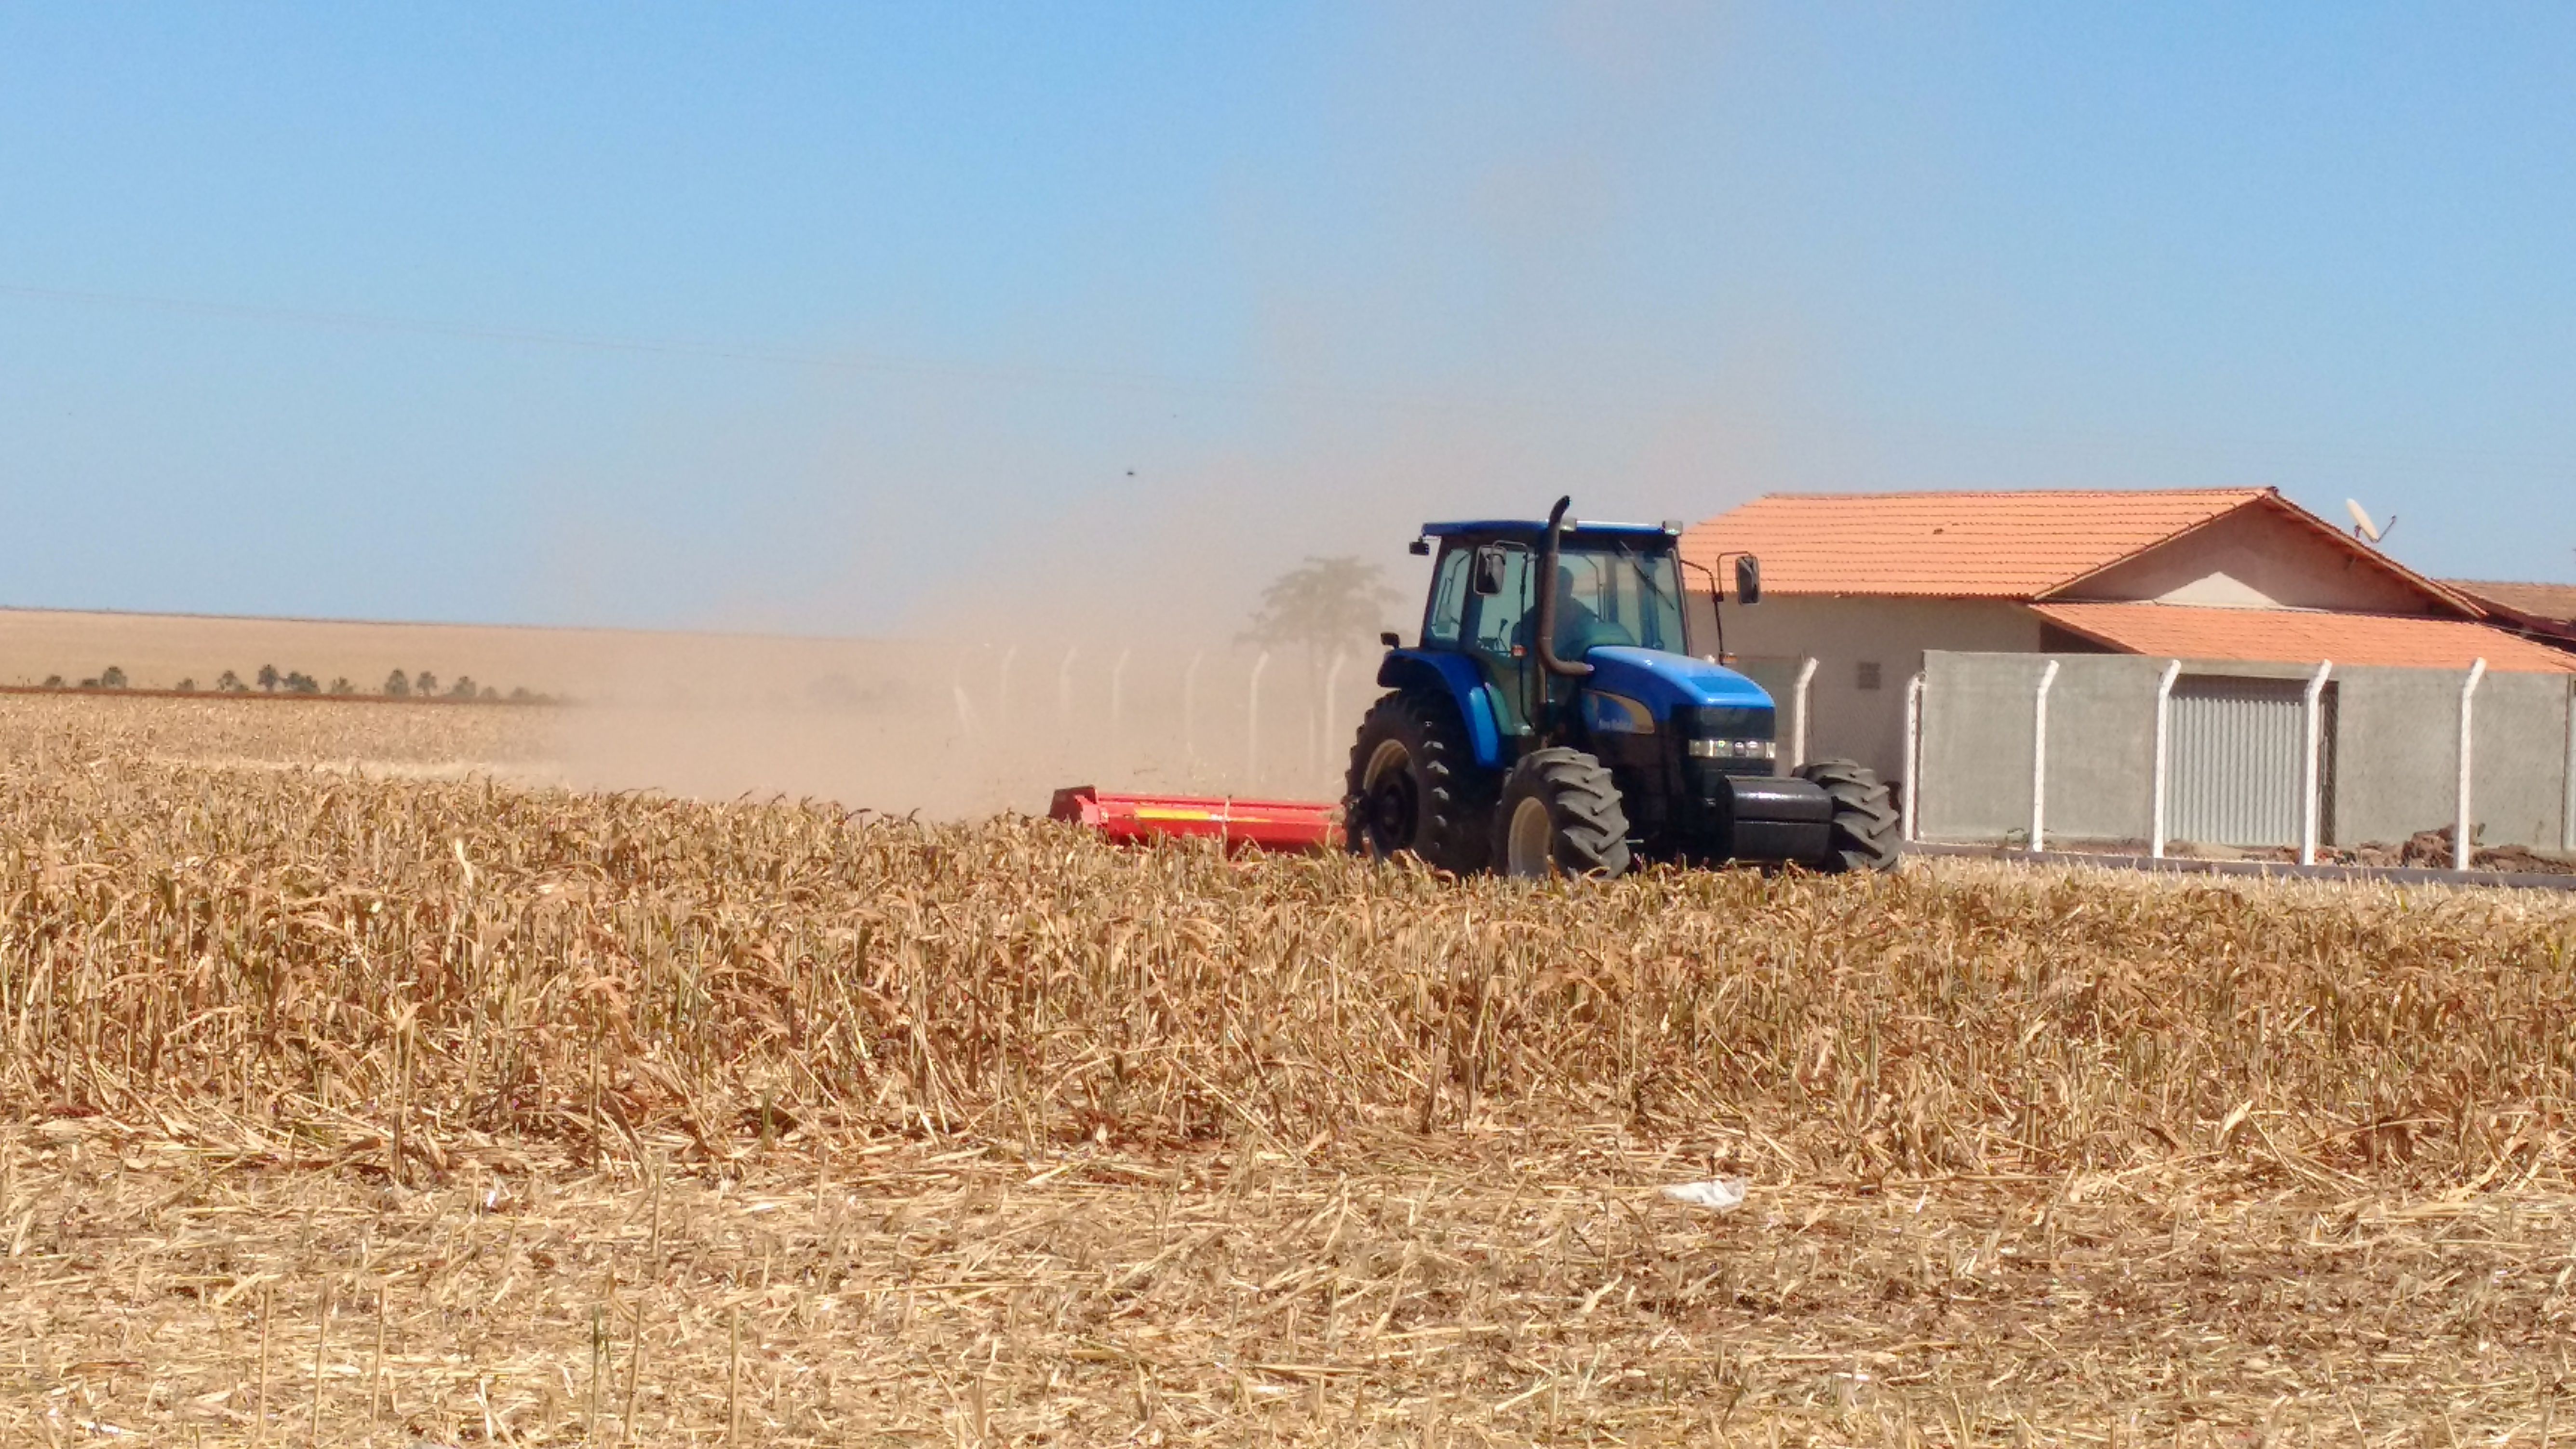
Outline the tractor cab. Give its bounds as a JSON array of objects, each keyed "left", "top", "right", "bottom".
[
  {"left": 1348, "top": 497, "right": 1900, "bottom": 879},
  {"left": 1414, "top": 518, "right": 1691, "bottom": 737}
]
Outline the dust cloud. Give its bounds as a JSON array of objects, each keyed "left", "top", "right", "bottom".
[
  {"left": 537, "top": 410, "right": 1782, "bottom": 820},
  {"left": 541, "top": 451, "right": 1464, "bottom": 818},
  {"left": 547, "top": 632, "right": 1380, "bottom": 819}
]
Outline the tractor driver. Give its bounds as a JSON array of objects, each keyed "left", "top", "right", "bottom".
[{"left": 1547, "top": 558, "right": 1637, "bottom": 657}]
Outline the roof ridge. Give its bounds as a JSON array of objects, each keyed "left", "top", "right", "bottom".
[
  {"left": 2042, "top": 600, "right": 2487, "bottom": 621},
  {"left": 1736, "top": 486, "right": 2275, "bottom": 502},
  {"left": 2024, "top": 599, "right": 2576, "bottom": 674},
  {"left": 1678, "top": 486, "right": 2455, "bottom": 606}
]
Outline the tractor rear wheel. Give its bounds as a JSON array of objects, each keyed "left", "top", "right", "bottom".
[
  {"left": 1795, "top": 758, "right": 1901, "bottom": 873},
  {"left": 1493, "top": 747, "right": 1632, "bottom": 879},
  {"left": 1344, "top": 690, "right": 1494, "bottom": 872}
]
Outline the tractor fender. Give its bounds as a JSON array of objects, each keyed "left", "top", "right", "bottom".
[{"left": 1374, "top": 650, "right": 1506, "bottom": 770}]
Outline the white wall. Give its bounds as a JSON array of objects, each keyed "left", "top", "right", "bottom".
[
  {"left": 2066, "top": 506, "right": 2442, "bottom": 615},
  {"left": 1696, "top": 595, "right": 2044, "bottom": 781}
]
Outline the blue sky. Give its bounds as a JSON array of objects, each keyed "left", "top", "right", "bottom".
[{"left": 3, "top": 5, "right": 2572, "bottom": 634}]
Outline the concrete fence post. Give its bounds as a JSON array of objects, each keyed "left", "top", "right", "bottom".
[
  {"left": 1901, "top": 671, "right": 1925, "bottom": 842},
  {"left": 2149, "top": 659, "right": 2181, "bottom": 859},
  {"left": 2299, "top": 660, "right": 2333, "bottom": 866},
  {"left": 1109, "top": 645, "right": 1132, "bottom": 753},
  {"left": 1321, "top": 649, "right": 1348, "bottom": 784},
  {"left": 952, "top": 657, "right": 981, "bottom": 737},
  {"left": 1181, "top": 650, "right": 1205, "bottom": 766},
  {"left": 1248, "top": 652, "right": 1272, "bottom": 783},
  {"left": 2564, "top": 676, "right": 2576, "bottom": 855},
  {"left": 1790, "top": 657, "right": 1820, "bottom": 772},
  {"left": 2456, "top": 657, "right": 2487, "bottom": 871},
  {"left": 2030, "top": 658, "right": 2061, "bottom": 853}
]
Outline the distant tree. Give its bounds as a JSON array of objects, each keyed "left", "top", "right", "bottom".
[
  {"left": 78, "top": 677, "right": 98, "bottom": 689},
  {"left": 283, "top": 671, "right": 319, "bottom": 694},
  {"left": 415, "top": 671, "right": 439, "bottom": 697},
  {"left": 1243, "top": 556, "right": 1402, "bottom": 663},
  {"left": 256, "top": 664, "right": 280, "bottom": 693},
  {"left": 448, "top": 675, "right": 477, "bottom": 698},
  {"left": 479, "top": 684, "right": 498, "bottom": 700},
  {"left": 384, "top": 669, "right": 411, "bottom": 698},
  {"left": 99, "top": 665, "right": 127, "bottom": 688},
  {"left": 1244, "top": 556, "right": 1403, "bottom": 762},
  {"left": 1244, "top": 553, "right": 1401, "bottom": 721},
  {"left": 174, "top": 678, "right": 197, "bottom": 693},
  {"left": 216, "top": 670, "right": 246, "bottom": 693},
  {"left": 328, "top": 677, "right": 353, "bottom": 695},
  {"left": 40, "top": 675, "right": 63, "bottom": 689}
]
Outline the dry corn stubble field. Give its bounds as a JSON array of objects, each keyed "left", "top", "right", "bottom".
[{"left": 6, "top": 694, "right": 2576, "bottom": 1447}]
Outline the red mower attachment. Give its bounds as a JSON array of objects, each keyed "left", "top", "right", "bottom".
[{"left": 1048, "top": 786, "right": 1343, "bottom": 854}]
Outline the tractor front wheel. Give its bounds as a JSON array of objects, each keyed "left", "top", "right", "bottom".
[
  {"left": 1344, "top": 690, "right": 1494, "bottom": 872},
  {"left": 1795, "top": 758, "right": 1901, "bottom": 872},
  {"left": 1493, "top": 747, "right": 1632, "bottom": 879}
]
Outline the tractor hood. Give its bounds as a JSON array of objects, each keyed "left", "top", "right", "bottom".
[{"left": 1582, "top": 647, "right": 1774, "bottom": 719}]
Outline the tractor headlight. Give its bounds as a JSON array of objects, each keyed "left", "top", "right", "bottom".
[{"left": 1688, "top": 738, "right": 1775, "bottom": 761}]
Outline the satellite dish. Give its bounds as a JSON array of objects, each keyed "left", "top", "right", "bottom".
[{"left": 2344, "top": 498, "right": 2383, "bottom": 543}]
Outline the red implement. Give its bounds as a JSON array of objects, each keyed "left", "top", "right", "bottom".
[{"left": 1049, "top": 786, "right": 1343, "bottom": 854}]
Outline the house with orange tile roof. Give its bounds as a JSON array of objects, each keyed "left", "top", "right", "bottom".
[
  {"left": 1679, "top": 488, "right": 2575, "bottom": 836},
  {"left": 2446, "top": 580, "right": 2576, "bottom": 652}
]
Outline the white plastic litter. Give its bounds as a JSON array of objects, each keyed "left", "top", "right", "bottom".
[{"left": 1659, "top": 1178, "right": 1749, "bottom": 1212}]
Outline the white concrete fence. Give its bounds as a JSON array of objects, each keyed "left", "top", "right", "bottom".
[{"left": 1899, "top": 651, "right": 2576, "bottom": 862}]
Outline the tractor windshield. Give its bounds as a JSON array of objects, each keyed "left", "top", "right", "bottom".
[{"left": 1551, "top": 540, "right": 1688, "bottom": 657}]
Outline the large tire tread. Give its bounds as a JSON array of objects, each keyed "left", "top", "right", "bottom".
[
  {"left": 1495, "top": 747, "right": 1633, "bottom": 878},
  {"left": 1796, "top": 758, "right": 1900, "bottom": 873},
  {"left": 1344, "top": 690, "right": 1496, "bottom": 873}
]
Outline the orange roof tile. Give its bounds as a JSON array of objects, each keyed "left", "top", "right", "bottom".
[
  {"left": 1686, "top": 487, "right": 2483, "bottom": 615},
  {"left": 1682, "top": 488, "right": 2278, "bottom": 598},
  {"left": 2030, "top": 602, "right": 2576, "bottom": 674},
  {"left": 2449, "top": 580, "right": 2576, "bottom": 631}
]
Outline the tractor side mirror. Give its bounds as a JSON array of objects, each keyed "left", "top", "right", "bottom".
[
  {"left": 1472, "top": 548, "right": 1507, "bottom": 595},
  {"left": 1734, "top": 555, "right": 1762, "bottom": 605}
]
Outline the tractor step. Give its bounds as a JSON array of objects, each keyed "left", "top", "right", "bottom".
[{"left": 1048, "top": 786, "right": 1342, "bottom": 854}]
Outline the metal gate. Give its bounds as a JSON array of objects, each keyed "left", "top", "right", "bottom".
[{"left": 2169, "top": 676, "right": 2311, "bottom": 848}]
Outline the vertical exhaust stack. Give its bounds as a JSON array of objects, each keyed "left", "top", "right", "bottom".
[{"left": 1533, "top": 496, "right": 1593, "bottom": 680}]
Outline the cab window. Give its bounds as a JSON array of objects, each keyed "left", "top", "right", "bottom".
[
  {"left": 1550, "top": 551, "right": 1637, "bottom": 654},
  {"left": 1553, "top": 544, "right": 1688, "bottom": 655},
  {"left": 1422, "top": 545, "right": 1471, "bottom": 647},
  {"left": 1466, "top": 546, "right": 1533, "bottom": 662},
  {"left": 1464, "top": 544, "right": 1536, "bottom": 735}
]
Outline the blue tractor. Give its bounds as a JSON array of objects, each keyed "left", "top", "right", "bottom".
[{"left": 1346, "top": 497, "right": 1900, "bottom": 878}]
